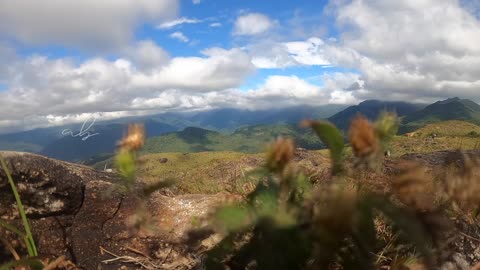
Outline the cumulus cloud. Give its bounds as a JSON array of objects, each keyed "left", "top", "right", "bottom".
[
  {"left": 323, "top": 0, "right": 480, "bottom": 102},
  {"left": 169, "top": 31, "right": 189, "bottom": 42},
  {"left": 0, "top": 47, "right": 357, "bottom": 133},
  {"left": 0, "top": 44, "right": 256, "bottom": 132},
  {"left": 0, "top": 0, "right": 179, "bottom": 50},
  {"left": 250, "top": 37, "right": 330, "bottom": 68},
  {"left": 243, "top": 73, "right": 360, "bottom": 108},
  {"left": 233, "top": 13, "right": 274, "bottom": 36},
  {"left": 124, "top": 40, "right": 170, "bottom": 71},
  {"left": 123, "top": 74, "right": 360, "bottom": 112},
  {"left": 157, "top": 17, "right": 202, "bottom": 29}
]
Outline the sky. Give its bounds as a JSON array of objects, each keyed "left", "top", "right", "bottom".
[{"left": 0, "top": 0, "right": 480, "bottom": 133}]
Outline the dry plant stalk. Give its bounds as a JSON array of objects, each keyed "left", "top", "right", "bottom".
[
  {"left": 349, "top": 114, "right": 379, "bottom": 158},
  {"left": 266, "top": 137, "right": 295, "bottom": 172},
  {"left": 118, "top": 124, "right": 145, "bottom": 152}
]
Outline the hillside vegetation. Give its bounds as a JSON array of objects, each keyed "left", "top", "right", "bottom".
[
  {"left": 390, "top": 120, "right": 480, "bottom": 156},
  {"left": 141, "top": 125, "right": 323, "bottom": 154},
  {"left": 137, "top": 151, "right": 261, "bottom": 194},
  {"left": 130, "top": 120, "right": 480, "bottom": 196},
  {"left": 401, "top": 97, "right": 480, "bottom": 132}
]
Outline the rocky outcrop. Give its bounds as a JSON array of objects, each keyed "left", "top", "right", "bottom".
[{"left": 0, "top": 151, "right": 226, "bottom": 269}]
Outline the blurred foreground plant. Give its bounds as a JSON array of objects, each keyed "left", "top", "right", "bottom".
[
  {"left": 197, "top": 113, "right": 459, "bottom": 270},
  {"left": 113, "top": 124, "right": 173, "bottom": 232}
]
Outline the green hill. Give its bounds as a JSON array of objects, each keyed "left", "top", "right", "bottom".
[
  {"left": 401, "top": 98, "right": 480, "bottom": 132},
  {"left": 141, "top": 125, "right": 324, "bottom": 154},
  {"left": 410, "top": 120, "right": 480, "bottom": 137},
  {"left": 390, "top": 120, "right": 480, "bottom": 156}
]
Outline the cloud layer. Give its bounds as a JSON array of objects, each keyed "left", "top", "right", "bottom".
[
  {"left": 0, "top": 0, "right": 178, "bottom": 50},
  {"left": 1, "top": 0, "right": 480, "bottom": 133},
  {"left": 326, "top": 0, "right": 480, "bottom": 101}
]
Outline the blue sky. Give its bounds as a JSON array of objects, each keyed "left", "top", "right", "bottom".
[{"left": 0, "top": 0, "right": 479, "bottom": 132}]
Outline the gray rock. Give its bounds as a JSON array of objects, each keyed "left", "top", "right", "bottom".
[{"left": 0, "top": 151, "right": 225, "bottom": 269}]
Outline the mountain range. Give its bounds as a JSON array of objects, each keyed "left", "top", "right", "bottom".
[
  {"left": 327, "top": 100, "right": 425, "bottom": 130},
  {"left": 1, "top": 97, "right": 479, "bottom": 162}
]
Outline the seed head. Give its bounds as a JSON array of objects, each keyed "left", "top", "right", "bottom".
[
  {"left": 118, "top": 123, "right": 145, "bottom": 152},
  {"left": 266, "top": 137, "right": 295, "bottom": 172},
  {"left": 349, "top": 114, "right": 379, "bottom": 157}
]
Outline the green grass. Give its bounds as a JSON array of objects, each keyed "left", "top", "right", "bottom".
[
  {"left": 389, "top": 120, "right": 480, "bottom": 156},
  {"left": 400, "top": 98, "right": 480, "bottom": 133},
  {"left": 140, "top": 125, "right": 323, "bottom": 155},
  {"left": 137, "top": 151, "right": 264, "bottom": 194},
  {"left": 409, "top": 120, "right": 480, "bottom": 137}
]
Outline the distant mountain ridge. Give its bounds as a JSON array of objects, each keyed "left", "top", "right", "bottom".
[
  {"left": 186, "top": 105, "right": 348, "bottom": 130},
  {"left": 0, "top": 104, "right": 347, "bottom": 160},
  {"left": 41, "top": 120, "right": 177, "bottom": 161},
  {"left": 2, "top": 98, "right": 480, "bottom": 162},
  {"left": 401, "top": 97, "right": 480, "bottom": 132},
  {"left": 328, "top": 100, "right": 425, "bottom": 130}
]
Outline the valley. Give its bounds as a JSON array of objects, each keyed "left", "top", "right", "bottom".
[{"left": 1, "top": 97, "right": 477, "bottom": 165}]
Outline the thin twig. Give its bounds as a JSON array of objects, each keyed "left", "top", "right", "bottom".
[
  {"left": 100, "top": 246, "right": 160, "bottom": 269},
  {"left": 126, "top": 246, "right": 153, "bottom": 260},
  {"left": 460, "top": 231, "right": 480, "bottom": 243},
  {"left": 43, "top": 255, "right": 67, "bottom": 270},
  {"left": 162, "top": 246, "right": 174, "bottom": 265},
  {"left": 0, "top": 236, "right": 20, "bottom": 260}
]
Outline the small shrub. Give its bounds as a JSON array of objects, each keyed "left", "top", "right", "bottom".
[{"left": 468, "top": 130, "right": 480, "bottom": 137}]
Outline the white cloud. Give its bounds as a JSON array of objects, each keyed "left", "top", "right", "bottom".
[
  {"left": 250, "top": 37, "right": 331, "bottom": 68},
  {"left": 3, "top": 0, "right": 480, "bottom": 133},
  {"left": 0, "top": 43, "right": 256, "bottom": 132},
  {"left": 125, "top": 40, "right": 170, "bottom": 71},
  {"left": 284, "top": 38, "right": 330, "bottom": 66},
  {"left": 209, "top": 22, "right": 222, "bottom": 27},
  {"left": 157, "top": 17, "right": 202, "bottom": 29},
  {"left": 322, "top": 0, "right": 480, "bottom": 102},
  {"left": 0, "top": 43, "right": 364, "bottom": 132},
  {"left": 192, "top": 0, "right": 201, "bottom": 4},
  {"left": 233, "top": 13, "right": 274, "bottom": 36},
  {"left": 169, "top": 31, "right": 189, "bottom": 42},
  {"left": 244, "top": 73, "right": 360, "bottom": 107},
  {"left": 132, "top": 47, "right": 255, "bottom": 91},
  {"left": 0, "top": 0, "right": 179, "bottom": 50},
  {"left": 126, "top": 74, "right": 360, "bottom": 112}
]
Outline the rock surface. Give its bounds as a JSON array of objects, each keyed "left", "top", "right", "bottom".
[{"left": 0, "top": 151, "right": 226, "bottom": 269}]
